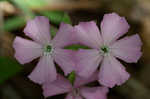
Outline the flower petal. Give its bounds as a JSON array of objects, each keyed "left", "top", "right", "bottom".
[
  {"left": 54, "top": 48, "right": 76, "bottom": 75},
  {"left": 101, "top": 13, "right": 130, "bottom": 44},
  {"left": 74, "top": 21, "right": 102, "bottom": 49},
  {"left": 99, "top": 55, "right": 130, "bottom": 88},
  {"left": 74, "top": 71, "right": 98, "bottom": 88},
  {"left": 13, "top": 36, "right": 42, "bottom": 64},
  {"left": 76, "top": 49, "right": 102, "bottom": 78},
  {"left": 28, "top": 55, "right": 57, "bottom": 84},
  {"left": 24, "top": 16, "right": 51, "bottom": 44},
  {"left": 52, "top": 23, "right": 78, "bottom": 48},
  {"left": 42, "top": 75, "right": 72, "bottom": 98},
  {"left": 111, "top": 34, "right": 142, "bottom": 63},
  {"left": 80, "top": 87, "right": 108, "bottom": 99},
  {"left": 65, "top": 93, "right": 82, "bottom": 99}
]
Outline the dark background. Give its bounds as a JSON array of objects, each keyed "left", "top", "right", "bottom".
[{"left": 0, "top": 0, "right": 150, "bottom": 99}]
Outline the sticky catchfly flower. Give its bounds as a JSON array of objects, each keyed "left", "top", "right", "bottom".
[
  {"left": 74, "top": 13, "right": 142, "bottom": 88},
  {"left": 42, "top": 72, "right": 108, "bottom": 99},
  {"left": 13, "top": 16, "right": 77, "bottom": 84}
]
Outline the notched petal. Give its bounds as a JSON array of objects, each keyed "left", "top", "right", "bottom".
[
  {"left": 98, "top": 56, "right": 130, "bottom": 88},
  {"left": 13, "top": 36, "right": 42, "bottom": 64},
  {"left": 24, "top": 16, "right": 51, "bottom": 44},
  {"left": 101, "top": 13, "right": 130, "bottom": 44}
]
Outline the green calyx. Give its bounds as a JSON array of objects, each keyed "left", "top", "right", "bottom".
[{"left": 68, "top": 71, "right": 76, "bottom": 85}]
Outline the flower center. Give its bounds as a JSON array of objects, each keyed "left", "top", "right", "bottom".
[
  {"left": 43, "top": 44, "right": 53, "bottom": 56},
  {"left": 100, "top": 45, "right": 110, "bottom": 54},
  {"left": 45, "top": 45, "right": 52, "bottom": 52}
]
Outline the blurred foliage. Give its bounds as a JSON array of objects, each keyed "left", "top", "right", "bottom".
[
  {"left": 12, "top": 0, "right": 35, "bottom": 17},
  {"left": 0, "top": 57, "right": 22, "bottom": 84},
  {"left": 50, "top": 25, "right": 58, "bottom": 38},
  {"left": 3, "top": 16, "right": 26, "bottom": 31},
  {"left": 40, "top": 11, "right": 71, "bottom": 25},
  {"left": 1, "top": 0, "right": 150, "bottom": 99},
  {"left": 25, "top": 0, "right": 46, "bottom": 8}
]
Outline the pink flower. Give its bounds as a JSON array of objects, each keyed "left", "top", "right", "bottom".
[
  {"left": 13, "top": 16, "right": 77, "bottom": 84},
  {"left": 74, "top": 13, "right": 142, "bottom": 88},
  {"left": 42, "top": 72, "right": 108, "bottom": 99}
]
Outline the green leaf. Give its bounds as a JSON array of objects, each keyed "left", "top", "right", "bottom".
[
  {"left": 68, "top": 71, "right": 76, "bottom": 85},
  {"left": 25, "top": 0, "right": 47, "bottom": 8},
  {"left": 64, "top": 44, "right": 90, "bottom": 50},
  {"left": 40, "top": 11, "right": 63, "bottom": 24},
  {"left": 40, "top": 11, "right": 72, "bottom": 25},
  {"left": 3, "top": 16, "right": 26, "bottom": 31},
  {"left": 50, "top": 25, "right": 58, "bottom": 38},
  {"left": 0, "top": 57, "right": 22, "bottom": 83},
  {"left": 62, "top": 13, "right": 71, "bottom": 24}
]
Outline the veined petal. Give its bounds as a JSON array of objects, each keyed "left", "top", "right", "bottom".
[
  {"left": 76, "top": 49, "right": 102, "bottom": 78},
  {"left": 98, "top": 55, "right": 130, "bottom": 88},
  {"left": 42, "top": 75, "right": 72, "bottom": 98},
  {"left": 111, "top": 34, "right": 142, "bottom": 63},
  {"left": 13, "top": 36, "right": 42, "bottom": 64},
  {"left": 74, "top": 71, "right": 98, "bottom": 88},
  {"left": 28, "top": 55, "right": 57, "bottom": 84},
  {"left": 54, "top": 48, "right": 76, "bottom": 75},
  {"left": 24, "top": 16, "right": 51, "bottom": 45},
  {"left": 52, "top": 23, "right": 78, "bottom": 48},
  {"left": 80, "top": 87, "right": 108, "bottom": 99},
  {"left": 65, "top": 93, "right": 82, "bottom": 99},
  {"left": 74, "top": 21, "right": 102, "bottom": 49},
  {"left": 101, "top": 13, "right": 130, "bottom": 44}
]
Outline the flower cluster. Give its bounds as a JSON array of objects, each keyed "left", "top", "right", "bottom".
[{"left": 13, "top": 13, "right": 142, "bottom": 99}]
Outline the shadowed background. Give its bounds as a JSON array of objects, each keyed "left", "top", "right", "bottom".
[{"left": 0, "top": 0, "right": 150, "bottom": 99}]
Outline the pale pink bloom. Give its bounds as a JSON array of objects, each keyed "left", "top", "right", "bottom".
[
  {"left": 42, "top": 72, "right": 108, "bottom": 99},
  {"left": 13, "top": 16, "right": 77, "bottom": 84},
  {"left": 75, "top": 13, "right": 142, "bottom": 88}
]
